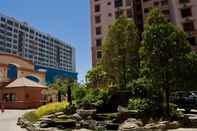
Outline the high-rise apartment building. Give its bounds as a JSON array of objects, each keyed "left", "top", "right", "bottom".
[
  {"left": 91, "top": 0, "right": 197, "bottom": 66},
  {"left": 0, "top": 13, "right": 77, "bottom": 83}
]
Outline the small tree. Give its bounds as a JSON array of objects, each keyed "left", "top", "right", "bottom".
[
  {"left": 141, "top": 8, "right": 191, "bottom": 118},
  {"left": 102, "top": 17, "right": 140, "bottom": 89},
  {"left": 52, "top": 79, "right": 67, "bottom": 102},
  {"left": 52, "top": 78, "right": 74, "bottom": 104},
  {"left": 85, "top": 65, "right": 110, "bottom": 88}
]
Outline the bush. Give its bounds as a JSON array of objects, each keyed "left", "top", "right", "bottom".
[
  {"left": 72, "top": 84, "right": 87, "bottom": 101},
  {"left": 76, "top": 88, "right": 112, "bottom": 110},
  {"left": 23, "top": 111, "right": 39, "bottom": 123},
  {"left": 128, "top": 98, "right": 164, "bottom": 120},
  {"left": 35, "top": 101, "right": 69, "bottom": 118},
  {"left": 128, "top": 98, "right": 150, "bottom": 113}
]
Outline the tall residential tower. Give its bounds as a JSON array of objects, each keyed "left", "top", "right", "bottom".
[{"left": 91, "top": 0, "right": 197, "bottom": 66}]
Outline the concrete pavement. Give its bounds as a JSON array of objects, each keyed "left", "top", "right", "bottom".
[
  {"left": 0, "top": 110, "right": 28, "bottom": 131},
  {"left": 168, "top": 128, "right": 197, "bottom": 131}
]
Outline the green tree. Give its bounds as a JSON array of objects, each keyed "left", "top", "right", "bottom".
[
  {"left": 102, "top": 17, "right": 140, "bottom": 89},
  {"left": 52, "top": 78, "right": 74, "bottom": 103},
  {"left": 175, "top": 52, "right": 197, "bottom": 91},
  {"left": 85, "top": 65, "right": 110, "bottom": 88},
  {"left": 141, "top": 8, "right": 191, "bottom": 118}
]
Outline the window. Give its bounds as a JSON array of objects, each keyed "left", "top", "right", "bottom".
[
  {"left": 179, "top": 0, "right": 190, "bottom": 4},
  {"left": 126, "top": 9, "right": 133, "bottom": 18},
  {"left": 181, "top": 8, "right": 192, "bottom": 18},
  {"left": 154, "top": 2, "right": 159, "bottom": 6},
  {"left": 96, "top": 27, "right": 101, "bottom": 35},
  {"left": 115, "top": 0, "right": 123, "bottom": 8},
  {"left": 7, "top": 20, "right": 13, "bottom": 25},
  {"left": 144, "top": 8, "right": 149, "bottom": 14},
  {"left": 187, "top": 36, "right": 196, "bottom": 46},
  {"left": 161, "top": 0, "right": 168, "bottom": 5},
  {"left": 115, "top": 10, "right": 124, "bottom": 18},
  {"left": 95, "top": 4, "right": 100, "bottom": 12},
  {"left": 1, "top": 17, "right": 5, "bottom": 22},
  {"left": 126, "top": 0, "right": 132, "bottom": 6},
  {"left": 96, "top": 39, "right": 102, "bottom": 47},
  {"left": 95, "top": 15, "right": 101, "bottom": 23},
  {"left": 97, "top": 51, "right": 102, "bottom": 59},
  {"left": 183, "top": 21, "right": 194, "bottom": 32}
]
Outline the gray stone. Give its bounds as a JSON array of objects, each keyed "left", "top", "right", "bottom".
[
  {"left": 144, "top": 122, "right": 167, "bottom": 131},
  {"left": 167, "top": 121, "right": 181, "bottom": 129},
  {"left": 55, "top": 112, "right": 64, "bottom": 116},
  {"left": 73, "top": 113, "right": 82, "bottom": 121},
  {"left": 76, "top": 109, "right": 96, "bottom": 119},
  {"left": 119, "top": 118, "right": 144, "bottom": 131},
  {"left": 117, "top": 106, "right": 128, "bottom": 113},
  {"left": 72, "top": 129, "right": 93, "bottom": 131},
  {"left": 43, "top": 114, "right": 56, "bottom": 119}
]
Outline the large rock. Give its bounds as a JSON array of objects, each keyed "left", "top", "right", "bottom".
[
  {"left": 119, "top": 118, "right": 144, "bottom": 131},
  {"left": 72, "top": 129, "right": 93, "bottom": 131},
  {"left": 167, "top": 121, "right": 181, "bottom": 129},
  {"left": 79, "top": 120, "right": 97, "bottom": 130},
  {"left": 55, "top": 112, "right": 64, "bottom": 117},
  {"left": 76, "top": 109, "right": 96, "bottom": 119},
  {"left": 106, "top": 121, "right": 119, "bottom": 130},
  {"left": 73, "top": 113, "right": 82, "bottom": 121},
  {"left": 39, "top": 117, "right": 54, "bottom": 128},
  {"left": 144, "top": 122, "right": 166, "bottom": 131}
]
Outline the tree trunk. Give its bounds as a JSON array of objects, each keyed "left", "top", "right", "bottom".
[
  {"left": 58, "top": 91, "right": 61, "bottom": 102},
  {"left": 163, "top": 87, "right": 170, "bottom": 119},
  {"left": 67, "top": 86, "right": 72, "bottom": 104},
  {"left": 166, "top": 87, "right": 170, "bottom": 119}
]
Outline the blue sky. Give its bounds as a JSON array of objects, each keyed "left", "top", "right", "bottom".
[{"left": 0, "top": 0, "right": 91, "bottom": 82}]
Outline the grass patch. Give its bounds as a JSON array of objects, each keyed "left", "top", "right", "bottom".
[
  {"left": 35, "top": 101, "right": 69, "bottom": 118},
  {"left": 23, "top": 111, "right": 39, "bottom": 123},
  {"left": 23, "top": 101, "right": 69, "bottom": 123}
]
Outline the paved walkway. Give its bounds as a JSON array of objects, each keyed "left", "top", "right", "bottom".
[
  {"left": 168, "top": 128, "right": 197, "bottom": 131},
  {"left": 0, "top": 110, "right": 28, "bottom": 131}
]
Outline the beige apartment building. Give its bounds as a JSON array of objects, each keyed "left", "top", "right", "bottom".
[{"left": 91, "top": 0, "right": 197, "bottom": 66}]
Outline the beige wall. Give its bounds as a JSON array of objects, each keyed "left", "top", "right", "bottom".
[{"left": 0, "top": 54, "right": 46, "bottom": 84}]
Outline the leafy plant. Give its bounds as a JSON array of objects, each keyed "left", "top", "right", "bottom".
[
  {"left": 23, "top": 111, "right": 39, "bottom": 123},
  {"left": 35, "top": 101, "right": 69, "bottom": 118}
]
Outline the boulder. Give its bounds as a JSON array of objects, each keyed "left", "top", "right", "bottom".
[
  {"left": 76, "top": 109, "right": 96, "bottom": 119},
  {"left": 42, "top": 114, "right": 56, "bottom": 119},
  {"left": 79, "top": 120, "right": 97, "bottom": 130},
  {"left": 55, "top": 112, "right": 64, "bottom": 117},
  {"left": 54, "top": 119, "right": 76, "bottom": 129},
  {"left": 39, "top": 117, "right": 54, "bottom": 128},
  {"left": 73, "top": 113, "right": 82, "bottom": 121},
  {"left": 106, "top": 122, "right": 119, "bottom": 130},
  {"left": 167, "top": 121, "right": 181, "bottom": 129},
  {"left": 72, "top": 129, "right": 93, "bottom": 131},
  {"left": 119, "top": 118, "right": 144, "bottom": 131},
  {"left": 17, "top": 117, "right": 23, "bottom": 126},
  {"left": 144, "top": 122, "right": 166, "bottom": 131}
]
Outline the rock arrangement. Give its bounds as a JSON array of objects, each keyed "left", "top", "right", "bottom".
[{"left": 17, "top": 107, "right": 185, "bottom": 131}]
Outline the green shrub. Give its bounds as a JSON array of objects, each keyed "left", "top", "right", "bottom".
[
  {"left": 128, "top": 98, "right": 164, "bottom": 120},
  {"left": 23, "top": 111, "right": 39, "bottom": 123},
  {"left": 128, "top": 98, "right": 150, "bottom": 112},
  {"left": 35, "top": 101, "right": 69, "bottom": 118},
  {"left": 72, "top": 84, "right": 87, "bottom": 101}
]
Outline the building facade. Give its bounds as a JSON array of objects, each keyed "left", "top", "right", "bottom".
[
  {"left": 0, "top": 54, "right": 47, "bottom": 109},
  {"left": 0, "top": 13, "right": 77, "bottom": 83},
  {"left": 0, "top": 53, "right": 46, "bottom": 84},
  {"left": 91, "top": 0, "right": 197, "bottom": 66}
]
